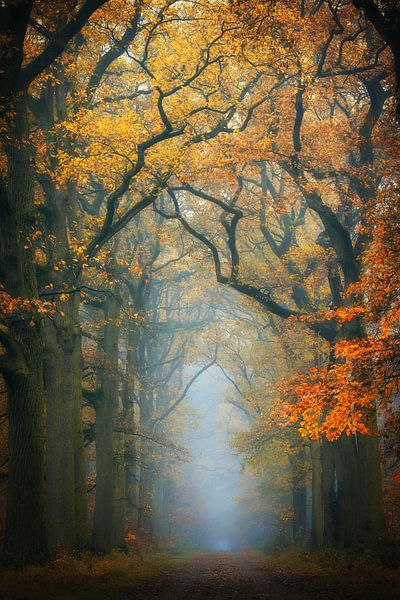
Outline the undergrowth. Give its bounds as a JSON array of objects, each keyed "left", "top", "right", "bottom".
[
  {"left": 262, "top": 547, "right": 400, "bottom": 599},
  {"left": 0, "top": 550, "right": 185, "bottom": 600}
]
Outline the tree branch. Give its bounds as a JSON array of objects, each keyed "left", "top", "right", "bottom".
[
  {"left": 151, "top": 356, "right": 216, "bottom": 423},
  {"left": 17, "top": 0, "right": 109, "bottom": 91}
]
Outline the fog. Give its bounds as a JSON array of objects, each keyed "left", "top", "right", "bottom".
[{"left": 176, "top": 366, "right": 270, "bottom": 552}]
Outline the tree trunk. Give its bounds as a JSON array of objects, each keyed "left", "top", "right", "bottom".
[
  {"left": 321, "top": 438, "right": 337, "bottom": 545},
  {"left": 332, "top": 321, "right": 386, "bottom": 549},
  {"left": 40, "top": 174, "right": 88, "bottom": 552},
  {"left": 138, "top": 439, "right": 155, "bottom": 540},
  {"left": 354, "top": 413, "right": 386, "bottom": 547},
  {"left": 292, "top": 448, "right": 307, "bottom": 546},
  {"left": 113, "top": 427, "right": 126, "bottom": 549},
  {"left": 92, "top": 291, "right": 122, "bottom": 553},
  {"left": 137, "top": 335, "right": 155, "bottom": 541},
  {"left": 335, "top": 434, "right": 363, "bottom": 548},
  {"left": 4, "top": 341, "right": 47, "bottom": 565},
  {"left": 153, "top": 458, "right": 166, "bottom": 550},
  {"left": 0, "top": 95, "right": 47, "bottom": 565},
  {"left": 44, "top": 315, "right": 76, "bottom": 552},
  {"left": 122, "top": 323, "right": 139, "bottom": 529},
  {"left": 310, "top": 441, "right": 323, "bottom": 549},
  {"left": 73, "top": 330, "right": 89, "bottom": 550},
  {"left": 44, "top": 292, "right": 88, "bottom": 552}
]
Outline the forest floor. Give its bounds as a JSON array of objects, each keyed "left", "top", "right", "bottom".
[
  {"left": 1, "top": 550, "right": 400, "bottom": 599},
  {"left": 127, "top": 551, "right": 400, "bottom": 600}
]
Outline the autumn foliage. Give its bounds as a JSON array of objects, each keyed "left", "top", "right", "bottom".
[{"left": 0, "top": 0, "right": 400, "bottom": 567}]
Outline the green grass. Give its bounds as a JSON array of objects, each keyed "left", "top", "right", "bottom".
[{"left": 0, "top": 551, "right": 186, "bottom": 600}]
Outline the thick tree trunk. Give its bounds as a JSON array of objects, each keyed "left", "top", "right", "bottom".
[
  {"left": 122, "top": 323, "right": 139, "bottom": 529},
  {"left": 113, "top": 427, "right": 126, "bottom": 549},
  {"left": 333, "top": 424, "right": 386, "bottom": 549},
  {"left": 334, "top": 435, "right": 357, "bottom": 547},
  {"left": 4, "top": 340, "right": 47, "bottom": 565},
  {"left": 44, "top": 293, "right": 88, "bottom": 552},
  {"left": 321, "top": 438, "right": 337, "bottom": 545},
  {"left": 354, "top": 414, "right": 386, "bottom": 547},
  {"left": 332, "top": 322, "right": 386, "bottom": 549},
  {"left": 92, "top": 291, "right": 123, "bottom": 553},
  {"left": 44, "top": 315, "right": 76, "bottom": 552},
  {"left": 73, "top": 331, "right": 89, "bottom": 550},
  {"left": 0, "top": 95, "right": 47, "bottom": 564},
  {"left": 310, "top": 441, "right": 323, "bottom": 549},
  {"left": 41, "top": 176, "right": 88, "bottom": 553}
]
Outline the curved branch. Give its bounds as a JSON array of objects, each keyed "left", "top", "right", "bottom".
[
  {"left": 172, "top": 184, "right": 242, "bottom": 216},
  {"left": 293, "top": 85, "right": 306, "bottom": 152},
  {"left": 155, "top": 193, "right": 336, "bottom": 341},
  {"left": 17, "top": 0, "right": 109, "bottom": 91},
  {"left": 151, "top": 357, "right": 216, "bottom": 423},
  {"left": 282, "top": 160, "right": 360, "bottom": 286},
  {"left": 86, "top": 3, "right": 142, "bottom": 102},
  {"left": 353, "top": 0, "right": 400, "bottom": 113}
]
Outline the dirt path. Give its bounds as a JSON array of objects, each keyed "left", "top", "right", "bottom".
[{"left": 125, "top": 551, "right": 398, "bottom": 600}]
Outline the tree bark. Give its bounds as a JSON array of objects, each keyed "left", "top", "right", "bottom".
[
  {"left": 40, "top": 150, "right": 88, "bottom": 551},
  {"left": 291, "top": 446, "right": 307, "bottom": 546},
  {"left": 0, "top": 95, "right": 47, "bottom": 565},
  {"left": 321, "top": 438, "right": 337, "bottom": 545},
  {"left": 355, "top": 415, "right": 386, "bottom": 547},
  {"left": 137, "top": 333, "right": 155, "bottom": 541},
  {"left": 44, "top": 292, "right": 88, "bottom": 552},
  {"left": 122, "top": 322, "right": 140, "bottom": 529},
  {"left": 92, "top": 290, "right": 123, "bottom": 553},
  {"left": 310, "top": 441, "right": 324, "bottom": 549}
]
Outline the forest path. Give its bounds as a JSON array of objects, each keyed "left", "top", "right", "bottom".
[{"left": 125, "top": 551, "right": 394, "bottom": 600}]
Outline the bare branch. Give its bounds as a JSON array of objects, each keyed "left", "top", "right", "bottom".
[{"left": 151, "top": 355, "right": 217, "bottom": 423}]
